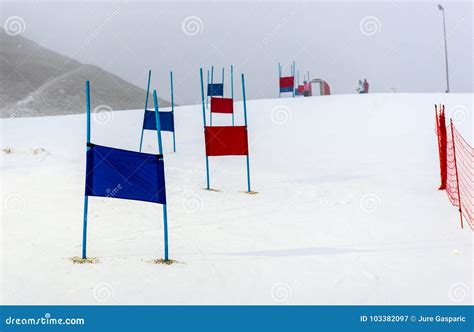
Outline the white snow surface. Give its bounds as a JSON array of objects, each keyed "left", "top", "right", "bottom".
[{"left": 1, "top": 93, "right": 473, "bottom": 305}]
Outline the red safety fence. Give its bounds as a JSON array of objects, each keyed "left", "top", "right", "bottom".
[{"left": 435, "top": 105, "right": 473, "bottom": 230}]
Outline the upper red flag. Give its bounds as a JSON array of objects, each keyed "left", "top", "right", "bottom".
[
  {"left": 205, "top": 126, "right": 248, "bottom": 156},
  {"left": 211, "top": 97, "right": 234, "bottom": 114},
  {"left": 279, "top": 76, "right": 294, "bottom": 88}
]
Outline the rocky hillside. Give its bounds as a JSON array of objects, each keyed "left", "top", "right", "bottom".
[{"left": 0, "top": 29, "right": 169, "bottom": 118}]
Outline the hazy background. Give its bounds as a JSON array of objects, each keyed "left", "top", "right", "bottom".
[{"left": 1, "top": 0, "right": 472, "bottom": 105}]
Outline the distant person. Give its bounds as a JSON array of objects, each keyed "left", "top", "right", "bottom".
[
  {"left": 363, "top": 79, "right": 369, "bottom": 93},
  {"left": 303, "top": 81, "right": 311, "bottom": 97},
  {"left": 357, "top": 80, "right": 364, "bottom": 93}
]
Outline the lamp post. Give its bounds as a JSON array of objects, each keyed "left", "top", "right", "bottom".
[{"left": 438, "top": 4, "right": 450, "bottom": 93}]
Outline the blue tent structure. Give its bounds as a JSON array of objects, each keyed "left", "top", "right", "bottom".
[{"left": 82, "top": 81, "right": 169, "bottom": 261}]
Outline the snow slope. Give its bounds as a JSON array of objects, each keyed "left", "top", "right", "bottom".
[{"left": 1, "top": 93, "right": 472, "bottom": 305}]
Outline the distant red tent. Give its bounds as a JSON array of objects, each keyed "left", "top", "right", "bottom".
[
  {"left": 322, "top": 81, "right": 331, "bottom": 95},
  {"left": 310, "top": 79, "right": 331, "bottom": 96}
]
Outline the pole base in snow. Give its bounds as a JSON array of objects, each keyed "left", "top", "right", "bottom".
[
  {"left": 244, "top": 191, "right": 258, "bottom": 195},
  {"left": 70, "top": 256, "right": 98, "bottom": 264},
  {"left": 203, "top": 188, "right": 221, "bottom": 192},
  {"left": 149, "top": 258, "right": 177, "bottom": 265}
]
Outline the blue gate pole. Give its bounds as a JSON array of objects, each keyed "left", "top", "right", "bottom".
[
  {"left": 292, "top": 61, "right": 296, "bottom": 97},
  {"left": 139, "top": 70, "right": 152, "bottom": 152},
  {"left": 200, "top": 68, "right": 210, "bottom": 190},
  {"left": 307, "top": 71, "right": 311, "bottom": 96},
  {"left": 278, "top": 62, "right": 281, "bottom": 98},
  {"left": 297, "top": 70, "right": 300, "bottom": 96},
  {"left": 222, "top": 67, "right": 225, "bottom": 98},
  {"left": 82, "top": 80, "right": 91, "bottom": 259},
  {"left": 210, "top": 66, "right": 214, "bottom": 126},
  {"left": 231, "top": 65, "right": 234, "bottom": 126},
  {"left": 206, "top": 70, "right": 210, "bottom": 110},
  {"left": 170, "top": 71, "right": 176, "bottom": 153},
  {"left": 241, "top": 74, "right": 251, "bottom": 193},
  {"left": 153, "top": 90, "right": 169, "bottom": 261}
]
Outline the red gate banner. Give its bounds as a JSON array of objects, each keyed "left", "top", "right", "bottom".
[
  {"left": 211, "top": 97, "right": 234, "bottom": 114},
  {"left": 279, "top": 76, "right": 294, "bottom": 89},
  {"left": 205, "top": 126, "right": 248, "bottom": 156}
]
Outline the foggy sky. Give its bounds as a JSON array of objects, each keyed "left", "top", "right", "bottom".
[{"left": 1, "top": 1, "right": 472, "bottom": 105}]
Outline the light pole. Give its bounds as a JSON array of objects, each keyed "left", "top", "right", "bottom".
[{"left": 438, "top": 4, "right": 450, "bottom": 93}]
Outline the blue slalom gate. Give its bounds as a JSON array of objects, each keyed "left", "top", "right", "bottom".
[{"left": 82, "top": 81, "right": 169, "bottom": 261}]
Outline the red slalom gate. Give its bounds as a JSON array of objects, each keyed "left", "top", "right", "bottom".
[{"left": 435, "top": 105, "right": 473, "bottom": 230}]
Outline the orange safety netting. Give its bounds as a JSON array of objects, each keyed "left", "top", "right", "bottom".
[{"left": 436, "top": 104, "right": 474, "bottom": 230}]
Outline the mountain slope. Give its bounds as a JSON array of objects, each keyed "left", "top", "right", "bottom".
[{"left": 0, "top": 29, "right": 169, "bottom": 118}]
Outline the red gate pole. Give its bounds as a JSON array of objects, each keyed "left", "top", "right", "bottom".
[
  {"left": 435, "top": 104, "right": 439, "bottom": 134},
  {"left": 437, "top": 105, "right": 448, "bottom": 190},
  {"left": 450, "top": 118, "right": 464, "bottom": 229},
  {"left": 435, "top": 105, "right": 441, "bottom": 184}
]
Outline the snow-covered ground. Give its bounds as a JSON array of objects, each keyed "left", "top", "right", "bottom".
[{"left": 1, "top": 93, "right": 472, "bottom": 305}]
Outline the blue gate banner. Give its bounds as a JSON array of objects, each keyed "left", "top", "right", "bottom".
[
  {"left": 280, "top": 86, "right": 293, "bottom": 93},
  {"left": 143, "top": 110, "right": 174, "bottom": 132},
  {"left": 85, "top": 143, "right": 166, "bottom": 204},
  {"left": 207, "top": 83, "right": 224, "bottom": 96}
]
